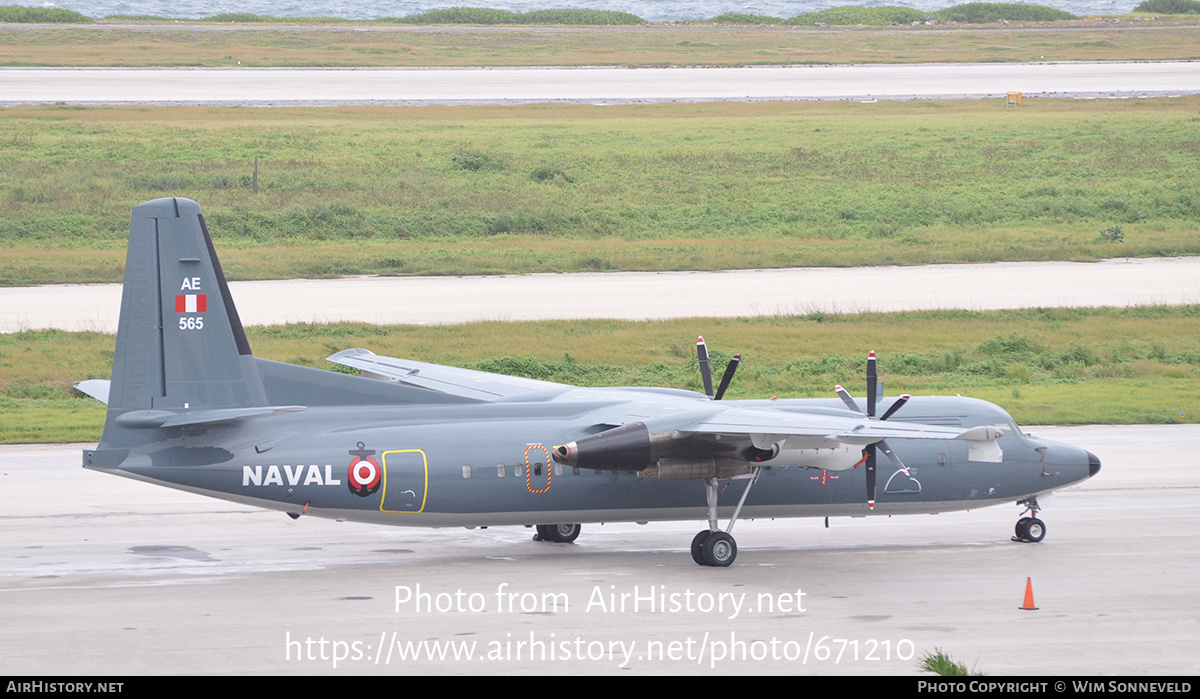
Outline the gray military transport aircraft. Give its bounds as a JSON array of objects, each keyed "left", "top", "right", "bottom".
[{"left": 77, "top": 198, "right": 1101, "bottom": 567}]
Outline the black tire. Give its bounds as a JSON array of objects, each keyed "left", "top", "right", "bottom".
[
  {"left": 552, "top": 523, "right": 581, "bottom": 543},
  {"left": 702, "top": 531, "right": 737, "bottom": 567},
  {"left": 1015, "top": 517, "right": 1032, "bottom": 539},
  {"left": 691, "top": 530, "right": 711, "bottom": 566},
  {"left": 1025, "top": 518, "right": 1046, "bottom": 543},
  {"left": 536, "top": 523, "right": 580, "bottom": 543}
]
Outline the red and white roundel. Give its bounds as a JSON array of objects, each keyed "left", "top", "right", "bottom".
[{"left": 347, "top": 456, "right": 381, "bottom": 497}]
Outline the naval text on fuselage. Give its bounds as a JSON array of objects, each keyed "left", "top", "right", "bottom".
[{"left": 394, "top": 583, "right": 806, "bottom": 620}]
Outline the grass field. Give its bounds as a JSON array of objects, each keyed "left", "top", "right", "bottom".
[
  {"left": 3, "top": 23, "right": 1200, "bottom": 67},
  {"left": 3, "top": 305, "right": 1197, "bottom": 443},
  {"left": 3, "top": 98, "right": 1199, "bottom": 285}
]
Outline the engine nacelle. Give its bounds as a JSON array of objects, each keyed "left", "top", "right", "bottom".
[
  {"left": 755, "top": 443, "right": 866, "bottom": 471},
  {"left": 553, "top": 422, "right": 666, "bottom": 471},
  {"left": 638, "top": 457, "right": 753, "bottom": 480},
  {"left": 554, "top": 424, "right": 871, "bottom": 475}
]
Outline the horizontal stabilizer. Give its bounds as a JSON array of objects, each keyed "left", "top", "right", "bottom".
[
  {"left": 74, "top": 379, "right": 111, "bottom": 405},
  {"left": 114, "top": 405, "right": 305, "bottom": 429}
]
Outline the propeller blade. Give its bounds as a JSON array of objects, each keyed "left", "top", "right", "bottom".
[
  {"left": 834, "top": 385, "right": 863, "bottom": 414},
  {"left": 866, "top": 446, "right": 877, "bottom": 510},
  {"left": 696, "top": 336, "right": 714, "bottom": 399},
  {"left": 876, "top": 438, "right": 910, "bottom": 475},
  {"left": 713, "top": 354, "right": 740, "bottom": 401},
  {"left": 866, "top": 351, "right": 877, "bottom": 418},
  {"left": 879, "top": 394, "right": 911, "bottom": 421}
]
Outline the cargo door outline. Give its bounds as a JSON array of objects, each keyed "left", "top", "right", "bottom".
[{"left": 381, "top": 449, "right": 428, "bottom": 513}]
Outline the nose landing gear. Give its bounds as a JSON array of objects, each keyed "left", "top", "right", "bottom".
[
  {"left": 1013, "top": 498, "right": 1047, "bottom": 543},
  {"left": 1014, "top": 516, "right": 1046, "bottom": 542}
]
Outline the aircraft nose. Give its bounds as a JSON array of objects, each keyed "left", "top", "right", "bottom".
[{"left": 1086, "top": 450, "right": 1101, "bottom": 477}]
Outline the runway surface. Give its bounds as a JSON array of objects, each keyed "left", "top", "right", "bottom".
[
  {"left": 3, "top": 61, "right": 1199, "bottom": 105},
  {"left": 4, "top": 256, "right": 1198, "bottom": 333},
  {"left": 1, "top": 425, "right": 1196, "bottom": 675}
]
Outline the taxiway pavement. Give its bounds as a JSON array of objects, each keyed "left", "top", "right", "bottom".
[
  {"left": 3, "top": 62, "right": 1199, "bottom": 105},
  {"left": 4, "top": 256, "right": 1200, "bottom": 333},
  {"left": 1, "top": 425, "right": 1196, "bottom": 675}
]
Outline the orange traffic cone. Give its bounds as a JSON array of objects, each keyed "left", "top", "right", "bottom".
[{"left": 1019, "top": 577, "right": 1039, "bottom": 611}]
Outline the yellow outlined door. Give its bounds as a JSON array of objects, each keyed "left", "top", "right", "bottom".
[
  {"left": 524, "top": 445, "right": 551, "bottom": 494},
  {"left": 381, "top": 449, "right": 427, "bottom": 513}
]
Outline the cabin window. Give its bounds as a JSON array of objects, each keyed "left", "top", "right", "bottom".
[
  {"left": 573, "top": 467, "right": 580, "bottom": 476},
  {"left": 497, "top": 463, "right": 506, "bottom": 477},
  {"left": 462, "top": 464, "right": 471, "bottom": 479},
  {"left": 937, "top": 453, "right": 947, "bottom": 466},
  {"left": 515, "top": 465, "right": 524, "bottom": 477},
  {"left": 554, "top": 463, "right": 563, "bottom": 477}
]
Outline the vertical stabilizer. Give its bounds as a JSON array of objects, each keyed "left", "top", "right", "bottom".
[{"left": 107, "top": 197, "right": 265, "bottom": 412}]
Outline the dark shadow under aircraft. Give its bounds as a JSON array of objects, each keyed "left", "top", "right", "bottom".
[{"left": 77, "top": 198, "right": 1100, "bottom": 567}]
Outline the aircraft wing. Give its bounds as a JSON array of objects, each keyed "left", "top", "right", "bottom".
[
  {"left": 666, "top": 406, "right": 1004, "bottom": 463},
  {"left": 327, "top": 348, "right": 570, "bottom": 402},
  {"left": 675, "top": 407, "right": 974, "bottom": 446}
]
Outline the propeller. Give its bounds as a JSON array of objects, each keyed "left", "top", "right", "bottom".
[
  {"left": 696, "top": 336, "right": 740, "bottom": 401},
  {"left": 714, "top": 355, "right": 740, "bottom": 401},
  {"left": 835, "top": 351, "right": 912, "bottom": 510}
]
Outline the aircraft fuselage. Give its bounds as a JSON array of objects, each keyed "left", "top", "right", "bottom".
[{"left": 86, "top": 393, "right": 1096, "bottom": 529}]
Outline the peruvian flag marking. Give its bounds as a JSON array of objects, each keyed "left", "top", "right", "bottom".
[{"left": 175, "top": 294, "right": 207, "bottom": 313}]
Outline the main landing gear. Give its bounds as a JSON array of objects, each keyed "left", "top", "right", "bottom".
[
  {"left": 1012, "top": 498, "right": 1046, "bottom": 543},
  {"left": 533, "top": 523, "right": 581, "bottom": 543},
  {"left": 691, "top": 467, "right": 762, "bottom": 567},
  {"left": 691, "top": 529, "right": 737, "bottom": 567}
]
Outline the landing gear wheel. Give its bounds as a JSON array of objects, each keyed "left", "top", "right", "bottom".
[
  {"left": 1024, "top": 518, "right": 1046, "bottom": 543},
  {"left": 551, "top": 523, "right": 581, "bottom": 543},
  {"left": 1015, "top": 517, "right": 1032, "bottom": 539},
  {"left": 691, "top": 530, "right": 711, "bottom": 566},
  {"left": 535, "top": 524, "right": 581, "bottom": 543},
  {"left": 702, "top": 531, "right": 737, "bottom": 567}
]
